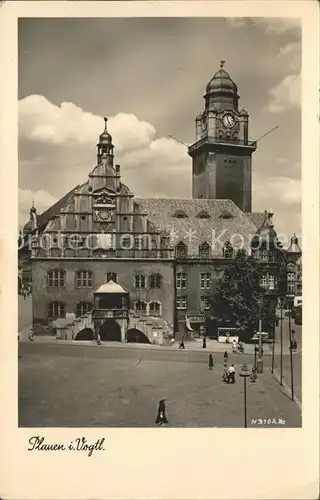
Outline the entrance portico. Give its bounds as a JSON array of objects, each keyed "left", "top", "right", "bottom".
[{"left": 92, "top": 280, "right": 129, "bottom": 342}]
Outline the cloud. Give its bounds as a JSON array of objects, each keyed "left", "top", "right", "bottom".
[
  {"left": 19, "top": 95, "right": 190, "bottom": 219},
  {"left": 265, "top": 73, "right": 301, "bottom": 112},
  {"left": 225, "top": 17, "right": 301, "bottom": 33},
  {"left": 19, "top": 95, "right": 301, "bottom": 236},
  {"left": 19, "top": 187, "right": 58, "bottom": 227}
]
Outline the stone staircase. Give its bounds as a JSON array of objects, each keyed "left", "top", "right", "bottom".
[{"left": 52, "top": 310, "right": 174, "bottom": 345}]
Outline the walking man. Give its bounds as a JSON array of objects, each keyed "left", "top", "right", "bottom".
[
  {"left": 208, "top": 353, "right": 214, "bottom": 370},
  {"left": 227, "top": 364, "right": 236, "bottom": 384},
  {"left": 179, "top": 338, "right": 185, "bottom": 349},
  {"left": 202, "top": 337, "right": 207, "bottom": 349},
  {"left": 155, "top": 398, "right": 168, "bottom": 426},
  {"left": 29, "top": 328, "right": 34, "bottom": 342}
]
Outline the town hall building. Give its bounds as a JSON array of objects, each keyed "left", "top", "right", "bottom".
[{"left": 21, "top": 62, "right": 300, "bottom": 342}]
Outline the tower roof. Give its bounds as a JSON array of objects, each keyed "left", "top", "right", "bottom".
[
  {"left": 287, "top": 233, "right": 302, "bottom": 254},
  {"left": 206, "top": 61, "right": 238, "bottom": 95},
  {"left": 99, "top": 117, "right": 113, "bottom": 144}
]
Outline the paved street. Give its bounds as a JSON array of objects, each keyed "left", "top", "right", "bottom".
[
  {"left": 18, "top": 296, "right": 302, "bottom": 427},
  {"left": 19, "top": 342, "right": 301, "bottom": 428}
]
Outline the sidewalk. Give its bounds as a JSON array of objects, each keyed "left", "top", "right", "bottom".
[{"left": 19, "top": 334, "right": 280, "bottom": 355}]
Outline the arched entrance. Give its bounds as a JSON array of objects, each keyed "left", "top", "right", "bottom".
[
  {"left": 74, "top": 328, "right": 94, "bottom": 341},
  {"left": 99, "top": 319, "right": 121, "bottom": 342},
  {"left": 127, "top": 328, "right": 151, "bottom": 344}
]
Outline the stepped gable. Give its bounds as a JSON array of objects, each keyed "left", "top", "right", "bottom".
[
  {"left": 135, "top": 198, "right": 262, "bottom": 257},
  {"left": 24, "top": 185, "right": 80, "bottom": 233}
]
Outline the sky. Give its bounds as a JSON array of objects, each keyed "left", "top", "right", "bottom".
[{"left": 18, "top": 17, "right": 301, "bottom": 241}]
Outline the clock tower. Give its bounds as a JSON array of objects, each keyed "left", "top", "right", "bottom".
[{"left": 188, "top": 61, "right": 257, "bottom": 212}]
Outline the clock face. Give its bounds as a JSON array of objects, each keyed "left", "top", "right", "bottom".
[
  {"left": 201, "top": 112, "right": 208, "bottom": 131},
  {"left": 222, "top": 113, "right": 236, "bottom": 129}
]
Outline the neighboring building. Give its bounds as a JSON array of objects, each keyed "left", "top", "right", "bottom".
[
  {"left": 23, "top": 62, "right": 286, "bottom": 340},
  {"left": 286, "top": 233, "right": 302, "bottom": 300}
]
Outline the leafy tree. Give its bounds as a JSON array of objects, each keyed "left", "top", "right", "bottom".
[{"left": 208, "top": 250, "right": 273, "bottom": 341}]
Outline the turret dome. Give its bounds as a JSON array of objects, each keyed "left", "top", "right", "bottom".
[
  {"left": 206, "top": 65, "right": 238, "bottom": 95},
  {"left": 99, "top": 117, "right": 113, "bottom": 144}
]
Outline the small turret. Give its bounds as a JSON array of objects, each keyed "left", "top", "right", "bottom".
[{"left": 97, "top": 117, "right": 114, "bottom": 164}]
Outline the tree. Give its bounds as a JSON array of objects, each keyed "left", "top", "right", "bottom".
[{"left": 208, "top": 250, "right": 271, "bottom": 341}]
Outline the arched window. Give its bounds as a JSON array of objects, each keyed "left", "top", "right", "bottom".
[
  {"left": 134, "top": 301, "right": 147, "bottom": 316},
  {"left": 149, "top": 301, "right": 161, "bottom": 317},
  {"left": 199, "top": 242, "right": 211, "bottom": 259},
  {"left": 76, "top": 270, "right": 93, "bottom": 288},
  {"left": 48, "top": 301, "right": 65, "bottom": 319},
  {"left": 172, "top": 210, "right": 188, "bottom": 219},
  {"left": 175, "top": 241, "right": 187, "bottom": 258},
  {"left": 106, "top": 272, "right": 117, "bottom": 282},
  {"left": 135, "top": 275, "right": 146, "bottom": 289},
  {"left": 76, "top": 302, "right": 93, "bottom": 317},
  {"left": 150, "top": 273, "right": 162, "bottom": 289},
  {"left": 223, "top": 242, "right": 233, "bottom": 259},
  {"left": 196, "top": 211, "right": 211, "bottom": 219},
  {"left": 47, "top": 269, "right": 65, "bottom": 287}
]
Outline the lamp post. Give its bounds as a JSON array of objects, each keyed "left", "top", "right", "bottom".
[
  {"left": 280, "top": 296, "right": 284, "bottom": 385},
  {"left": 271, "top": 320, "right": 275, "bottom": 373},
  {"left": 240, "top": 363, "right": 251, "bottom": 428},
  {"left": 256, "top": 298, "right": 263, "bottom": 374},
  {"left": 288, "top": 308, "right": 294, "bottom": 401}
]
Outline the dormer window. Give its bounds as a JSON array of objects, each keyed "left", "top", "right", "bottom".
[
  {"left": 175, "top": 241, "right": 187, "bottom": 258},
  {"left": 223, "top": 242, "right": 233, "bottom": 259},
  {"left": 219, "top": 211, "right": 233, "bottom": 220},
  {"left": 173, "top": 210, "right": 188, "bottom": 219},
  {"left": 199, "top": 242, "right": 211, "bottom": 259},
  {"left": 196, "top": 211, "right": 211, "bottom": 219}
]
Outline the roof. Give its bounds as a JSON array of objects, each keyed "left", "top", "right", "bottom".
[
  {"left": 23, "top": 185, "right": 79, "bottom": 233},
  {"left": 94, "top": 280, "right": 128, "bottom": 294},
  {"left": 246, "top": 212, "right": 266, "bottom": 230},
  {"left": 135, "top": 198, "right": 264, "bottom": 257}
]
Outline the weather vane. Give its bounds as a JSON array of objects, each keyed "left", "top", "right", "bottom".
[{"left": 220, "top": 60, "right": 226, "bottom": 68}]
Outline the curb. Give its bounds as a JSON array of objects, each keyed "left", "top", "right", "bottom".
[{"left": 270, "top": 368, "right": 302, "bottom": 411}]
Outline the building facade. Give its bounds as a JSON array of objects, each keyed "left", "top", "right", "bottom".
[{"left": 24, "top": 63, "right": 288, "bottom": 340}]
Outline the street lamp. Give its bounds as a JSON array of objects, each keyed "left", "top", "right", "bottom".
[
  {"left": 279, "top": 296, "right": 285, "bottom": 386},
  {"left": 240, "top": 363, "right": 251, "bottom": 428},
  {"left": 256, "top": 298, "right": 263, "bottom": 374},
  {"left": 288, "top": 308, "right": 295, "bottom": 401}
]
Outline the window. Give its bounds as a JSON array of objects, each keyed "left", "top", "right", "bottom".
[
  {"left": 199, "top": 242, "right": 211, "bottom": 259},
  {"left": 134, "top": 236, "right": 142, "bottom": 249},
  {"left": 106, "top": 272, "right": 117, "bottom": 282},
  {"left": 76, "top": 270, "right": 93, "bottom": 288},
  {"left": 47, "top": 269, "right": 65, "bottom": 287},
  {"left": 48, "top": 301, "right": 65, "bottom": 319},
  {"left": 149, "top": 302, "right": 161, "bottom": 316},
  {"left": 287, "top": 283, "right": 295, "bottom": 294},
  {"left": 176, "top": 297, "right": 187, "bottom": 310},
  {"left": 76, "top": 302, "right": 93, "bottom": 317},
  {"left": 261, "top": 250, "right": 269, "bottom": 262},
  {"left": 297, "top": 284, "right": 302, "bottom": 291},
  {"left": 200, "top": 272, "right": 211, "bottom": 290},
  {"left": 173, "top": 210, "right": 188, "bottom": 219},
  {"left": 150, "top": 273, "right": 162, "bottom": 289},
  {"left": 200, "top": 296, "right": 211, "bottom": 311},
  {"left": 223, "top": 243, "right": 233, "bottom": 259},
  {"left": 135, "top": 275, "right": 146, "bottom": 288},
  {"left": 260, "top": 276, "right": 267, "bottom": 288},
  {"left": 196, "top": 211, "right": 211, "bottom": 219},
  {"left": 175, "top": 241, "right": 187, "bottom": 258},
  {"left": 287, "top": 272, "right": 295, "bottom": 281},
  {"left": 134, "top": 301, "right": 147, "bottom": 315},
  {"left": 268, "top": 275, "right": 275, "bottom": 290},
  {"left": 176, "top": 272, "right": 187, "bottom": 289}
]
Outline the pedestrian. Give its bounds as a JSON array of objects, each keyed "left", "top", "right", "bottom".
[
  {"left": 227, "top": 364, "right": 236, "bottom": 384},
  {"left": 179, "top": 337, "right": 185, "bottom": 349},
  {"left": 23, "top": 288, "right": 27, "bottom": 300},
  {"left": 155, "top": 398, "right": 168, "bottom": 426},
  {"left": 29, "top": 328, "right": 34, "bottom": 341},
  {"left": 208, "top": 353, "right": 214, "bottom": 370},
  {"left": 224, "top": 351, "right": 228, "bottom": 363},
  {"left": 96, "top": 333, "right": 102, "bottom": 345},
  {"left": 202, "top": 337, "right": 207, "bottom": 348}
]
